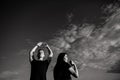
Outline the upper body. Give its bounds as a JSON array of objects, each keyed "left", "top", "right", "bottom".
[
  {"left": 54, "top": 53, "right": 79, "bottom": 80},
  {"left": 29, "top": 42, "right": 53, "bottom": 80},
  {"left": 30, "top": 57, "right": 51, "bottom": 80}
]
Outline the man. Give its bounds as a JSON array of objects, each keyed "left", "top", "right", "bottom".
[{"left": 29, "top": 42, "right": 53, "bottom": 80}]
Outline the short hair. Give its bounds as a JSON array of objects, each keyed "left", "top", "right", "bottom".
[{"left": 37, "top": 49, "right": 44, "bottom": 59}]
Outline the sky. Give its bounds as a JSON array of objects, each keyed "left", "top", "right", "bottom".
[{"left": 1, "top": 0, "right": 120, "bottom": 80}]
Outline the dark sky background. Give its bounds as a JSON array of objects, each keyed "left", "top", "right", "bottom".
[
  {"left": 1, "top": 0, "right": 119, "bottom": 80},
  {"left": 1, "top": 0, "right": 104, "bottom": 53}
]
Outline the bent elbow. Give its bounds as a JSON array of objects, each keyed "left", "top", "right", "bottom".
[
  {"left": 76, "top": 74, "right": 79, "bottom": 78},
  {"left": 72, "top": 73, "right": 78, "bottom": 78},
  {"left": 74, "top": 73, "right": 79, "bottom": 78}
]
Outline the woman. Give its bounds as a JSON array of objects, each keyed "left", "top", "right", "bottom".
[{"left": 54, "top": 53, "right": 79, "bottom": 80}]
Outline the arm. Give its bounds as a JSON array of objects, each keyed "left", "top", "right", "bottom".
[
  {"left": 29, "top": 42, "right": 43, "bottom": 61},
  {"left": 46, "top": 44, "right": 53, "bottom": 58},
  {"left": 69, "top": 61, "right": 79, "bottom": 78}
]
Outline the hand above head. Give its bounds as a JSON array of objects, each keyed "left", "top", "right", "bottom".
[
  {"left": 43, "top": 42, "right": 49, "bottom": 47},
  {"left": 37, "top": 42, "right": 43, "bottom": 46},
  {"left": 44, "top": 42, "right": 53, "bottom": 57},
  {"left": 45, "top": 44, "right": 49, "bottom": 47}
]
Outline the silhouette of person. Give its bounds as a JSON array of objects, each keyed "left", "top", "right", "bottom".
[
  {"left": 29, "top": 42, "right": 53, "bottom": 80},
  {"left": 54, "top": 53, "right": 79, "bottom": 80}
]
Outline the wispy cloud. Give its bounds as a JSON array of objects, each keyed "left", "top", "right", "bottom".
[{"left": 49, "top": 3, "right": 120, "bottom": 71}]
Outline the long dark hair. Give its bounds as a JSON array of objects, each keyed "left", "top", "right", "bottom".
[
  {"left": 54, "top": 53, "right": 67, "bottom": 71},
  {"left": 57, "top": 53, "right": 67, "bottom": 65},
  {"left": 54, "top": 53, "right": 69, "bottom": 79}
]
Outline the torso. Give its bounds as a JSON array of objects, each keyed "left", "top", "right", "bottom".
[
  {"left": 30, "top": 58, "right": 51, "bottom": 80},
  {"left": 54, "top": 63, "right": 72, "bottom": 80}
]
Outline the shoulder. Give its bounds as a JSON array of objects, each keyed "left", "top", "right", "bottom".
[
  {"left": 30, "top": 59, "right": 37, "bottom": 64},
  {"left": 66, "top": 63, "right": 71, "bottom": 67},
  {"left": 64, "top": 63, "right": 71, "bottom": 69}
]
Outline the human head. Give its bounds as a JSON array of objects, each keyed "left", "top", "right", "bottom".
[
  {"left": 56, "top": 53, "right": 68, "bottom": 64},
  {"left": 64, "top": 54, "right": 68, "bottom": 62},
  {"left": 37, "top": 49, "right": 45, "bottom": 59}
]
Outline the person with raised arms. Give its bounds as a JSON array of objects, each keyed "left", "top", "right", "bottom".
[{"left": 29, "top": 42, "right": 53, "bottom": 80}]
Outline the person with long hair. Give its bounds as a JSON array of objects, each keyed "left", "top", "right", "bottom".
[
  {"left": 54, "top": 53, "right": 79, "bottom": 80},
  {"left": 29, "top": 42, "right": 53, "bottom": 80}
]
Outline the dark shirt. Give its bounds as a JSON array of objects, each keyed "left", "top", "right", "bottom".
[
  {"left": 30, "top": 58, "right": 51, "bottom": 80},
  {"left": 54, "top": 63, "right": 72, "bottom": 80}
]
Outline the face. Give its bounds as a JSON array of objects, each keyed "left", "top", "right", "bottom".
[
  {"left": 64, "top": 54, "right": 68, "bottom": 62},
  {"left": 39, "top": 50, "right": 45, "bottom": 58}
]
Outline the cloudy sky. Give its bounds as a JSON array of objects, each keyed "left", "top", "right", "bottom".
[{"left": 1, "top": 0, "right": 120, "bottom": 80}]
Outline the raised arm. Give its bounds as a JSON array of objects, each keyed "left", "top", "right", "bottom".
[
  {"left": 45, "top": 44, "right": 53, "bottom": 58},
  {"left": 69, "top": 60, "right": 79, "bottom": 78},
  {"left": 29, "top": 42, "right": 43, "bottom": 61}
]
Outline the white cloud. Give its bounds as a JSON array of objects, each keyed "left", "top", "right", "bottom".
[{"left": 114, "top": 24, "right": 120, "bottom": 30}]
